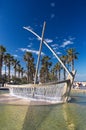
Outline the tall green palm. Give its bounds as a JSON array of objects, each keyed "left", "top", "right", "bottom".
[
  {"left": 40, "top": 56, "right": 52, "bottom": 83},
  {"left": 6, "top": 53, "right": 14, "bottom": 82},
  {"left": 49, "top": 68, "right": 57, "bottom": 82},
  {"left": 66, "top": 48, "right": 79, "bottom": 71},
  {"left": 0, "top": 45, "right": 6, "bottom": 78},
  {"left": 60, "top": 55, "right": 67, "bottom": 80},
  {"left": 54, "top": 62, "right": 61, "bottom": 81},
  {"left": 21, "top": 67, "right": 24, "bottom": 78},
  {"left": 3, "top": 53, "right": 8, "bottom": 77},
  {"left": 13, "top": 59, "right": 20, "bottom": 78},
  {"left": 16, "top": 63, "right": 21, "bottom": 78},
  {"left": 30, "top": 61, "right": 35, "bottom": 82},
  {"left": 24, "top": 52, "right": 35, "bottom": 83}
]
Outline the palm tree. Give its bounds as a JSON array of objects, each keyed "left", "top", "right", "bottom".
[
  {"left": 30, "top": 61, "right": 35, "bottom": 82},
  {"left": 66, "top": 48, "right": 79, "bottom": 71},
  {"left": 3, "top": 53, "right": 8, "bottom": 77},
  {"left": 40, "top": 56, "right": 52, "bottom": 83},
  {"left": 54, "top": 62, "right": 61, "bottom": 81},
  {"left": 24, "top": 52, "right": 35, "bottom": 83},
  {"left": 60, "top": 55, "right": 67, "bottom": 80},
  {"left": 6, "top": 53, "right": 14, "bottom": 82},
  {"left": 13, "top": 59, "right": 20, "bottom": 78},
  {"left": 21, "top": 67, "right": 24, "bottom": 78},
  {"left": 48, "top": 68, "right": 57, "bottom": 82},
  {"left": 16, "top": 63, "right": 21, "bottom": 78},
  {"left": 0, "top": 45, "right": 6, "bottom": 78}
]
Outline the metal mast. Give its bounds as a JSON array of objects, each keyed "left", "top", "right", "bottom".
[{"left": 34, "top": 21, "right": 46, "bottom": 84}]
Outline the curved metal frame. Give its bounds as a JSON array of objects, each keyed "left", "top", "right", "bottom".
[{"left": 23, "top": 23, "right": 73, "bottom": 80}]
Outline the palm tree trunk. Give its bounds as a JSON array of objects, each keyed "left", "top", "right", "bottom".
[
  {"left": 5, "top": 63, "right": 7, "bottom": 77},
  {"left": 14, "top": 65, "right": 16, "bottom": 78},
  {"left": 8, "top": 64, "right": 10, "bottom": 82},
  {"left": 14, "top": 69, "right": 16, "bottom": 77},
  {"left": 63, "top": 62, "right": 66, "bottom": 80},
  {"left": 21, "top": 72, "right": 23, "bottom": 78},
  {"left": 63, "top": 69, "right": 66, "bottom": 80},
  {"left": 0, "top": 65, "right": 2, "bottom": 78},
  {"left": 72, "top": 60, "right": 74, "bottom": 71},
  {"left": 27, "top": 67, "right": 29, "bottom": 83},
  {"left": 58, "top": 70, "right": 60, "bottom": 81},
  {"left": 0, "top": 57, "right": 2, "bottom": 78}
]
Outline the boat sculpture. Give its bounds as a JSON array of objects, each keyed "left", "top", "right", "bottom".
[{"left": 9, "top": 22, "right": 76, "bottom": 104}]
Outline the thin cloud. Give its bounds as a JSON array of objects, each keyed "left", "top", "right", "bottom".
[
  {"left": 51, "top": 44, "right": 58, "bottom": 48},
  {"left": 61, "top": 40, "right": 74, "bottom": 48},
  {"left": 27, "top": 43, "right": 33, "bottom": 48},
  {"left": 28, "top": 37, "right": 34, "bottom": 41},
  {"left": 51, "top": 13, "right": 55, "bottom": 19},
  {"left": 37, "top": 38, "right": 53, "bottom": 43},
  {"left": 13, "top": 54, "right": 18, "bottom": 58},
  {"left": 50, "top": 2, "right": 55, "bottom": 7},
  {"left": 52, "top": 51, "right": 62, "bottom": 59},
  {"left": 57, "top": 52, "right": 62, "bottom": 55},
  {"left": 51, "top": 44, "right": 58, "bottom": 50},
  {"left": 20, "top": 48, "right": 45, "bottom": 55},
  {"left": 53, "top": 47, "right": 58, "bottom": 50},
  {"left": 45, "top": 38, "right": 53, "bottom": 43},
  {"left": 50, "top": 2, "right": 55, "bottom": 19},
  {"left": 55, "top": 36, "right": 58, "bottom": 39},
  {"left": 35, "top": 24, "right": 38, "bottom": 27},
  {"left": 68, "top": 37, "right": 75, "bottom": 41}
]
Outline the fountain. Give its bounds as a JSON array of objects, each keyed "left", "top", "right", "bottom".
[
  {"left": 10, "top": 83, "right": 64, "bottom": 103},
  {"left": 9, "top": 22, "right": 75, "bottom": 104},
  {"left": 9, "top": 79, "right": 73, "bottom": 104}
]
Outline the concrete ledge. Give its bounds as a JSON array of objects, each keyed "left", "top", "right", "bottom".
[{"left": 71, "top": 88, "right": 86, "bottom": 93}]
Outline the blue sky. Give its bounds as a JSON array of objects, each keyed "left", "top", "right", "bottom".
[{"left": 0, "top": 0, "right": 86, "bottom": 81}]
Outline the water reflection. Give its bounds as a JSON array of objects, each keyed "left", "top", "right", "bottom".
[{"left": 62, "top": 104, "right": 77, "bottom": 130}]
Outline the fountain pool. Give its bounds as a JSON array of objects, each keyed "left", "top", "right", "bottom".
[{"left": 0, "top": 90, "right": 86, "bottom": 130}]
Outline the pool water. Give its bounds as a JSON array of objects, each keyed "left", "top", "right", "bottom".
[{"left": 0, "top": 90, "right": 86, "bottom": 130}]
